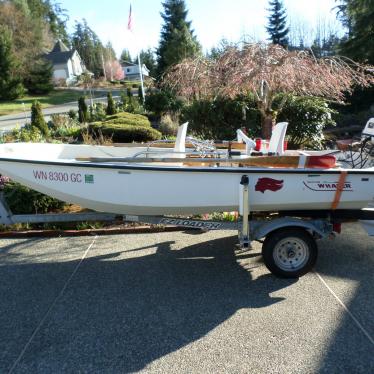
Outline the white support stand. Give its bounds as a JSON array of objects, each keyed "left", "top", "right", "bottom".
[{"left": 239, "top": 175, "right": 250, "bottom": 248}]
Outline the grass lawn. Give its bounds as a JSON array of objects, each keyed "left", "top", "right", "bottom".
[{"left": 0, "top": 90, "right": 83, "bottom": 116}]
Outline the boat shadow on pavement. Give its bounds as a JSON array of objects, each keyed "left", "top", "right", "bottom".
[
  {"left": 1, "top": 226, "right": 373, "bottom": 373},
  {"left": 0, "top": 234, "right": 296, "bottom": 373}
]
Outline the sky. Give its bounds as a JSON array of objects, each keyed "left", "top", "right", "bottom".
[{"left": 61, "top": 0, "right": 344, "bottom": 58}]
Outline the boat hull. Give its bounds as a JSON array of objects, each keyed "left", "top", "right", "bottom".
[{"left": 0, "top": 157, "right": 373, "bottom": 215}]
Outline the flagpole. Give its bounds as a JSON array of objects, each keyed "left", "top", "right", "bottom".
[
  {"left": 137, "top": 53, "right": 145, "bottom": 104},
  {"left": 128, "top": 2, "right": 145, "bottom": 103}
]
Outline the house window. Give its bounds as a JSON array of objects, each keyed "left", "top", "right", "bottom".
[{"left": 126, "top": 68, "right": 130, "bottom": 73}]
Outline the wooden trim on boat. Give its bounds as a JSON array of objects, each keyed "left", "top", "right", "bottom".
[{"left": 75, "top": 155, "right": 336, "bottom": 169}]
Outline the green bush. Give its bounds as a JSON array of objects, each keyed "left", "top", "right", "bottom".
[
  {"left": 159, "top": 114, "right": 178, "bottom": 136},
  {"left": 4, "top": 181, "right": 65, "bottom": 214},
  {"left": 275, "top": 95, "right": 336, "bottom": 149},
  {"left": 31, "top": 100, "right": 49, "bottom": 136},
  {"left": 119, "top": 91, "right": 143, "bottom": 113},
  {"left": 78, "top": 96, "right": 89, "bottom": 123},
  {"left": 144, "top": 90, "right": 184, "bottom": 117},
  {"left": 68, "top": 109, "right": 77, "bottom": 120},
  {"left": 106, "top": 92, "right": 116, "bottom": 115},
  {"left": 181, "top": 96, "right": 259, "bottom": 140},
  {"left": 89, "top": 102, "right": 106, "bottom": 121},
  {"left": 88, "top": 122, "right": 161, "bottom": 143},
  {"left": 104, "top": 112, "right": 151, "bottom": 127},
  {"left": 2, "top": 125, "right": 45, "bottom": 143},
  {"left": 181, "top": 94, "right": 335, "bottom": 147},
  {"left": 24, "top": 58, "right": 53, "bottom": 95}
]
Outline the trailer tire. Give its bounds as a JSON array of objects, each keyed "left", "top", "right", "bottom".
[{"left": 262, "top": 228, "right": 318, "bottom": 278}]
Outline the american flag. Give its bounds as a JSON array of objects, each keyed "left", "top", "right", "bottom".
[{"left": 127, "top": 4, "right": 133, "bottom": 31}]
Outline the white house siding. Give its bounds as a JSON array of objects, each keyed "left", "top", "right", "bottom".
[
  {"left": 53, "top": 64, "right": 68, "bottom": 80},
  {"left": 71, "top": 52, "right": 83, "bottom": 76},
  {"left": 67, "top": 59, "right": 74, "bottom": 78},
  {"left": 123, "top": 64, "right": 150, "bottom": 80}
]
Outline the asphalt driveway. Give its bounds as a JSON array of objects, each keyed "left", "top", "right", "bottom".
[{"left": 0, "top": 223, "right": 373, "bottom": 373}]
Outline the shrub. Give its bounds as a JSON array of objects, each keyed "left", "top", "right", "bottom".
[
  {"left": 106, "top": 92, "right": 116, "bottom": 115},
  {"left": 138, "top": 86, "right": 144, "bottom": 103},
  {"left": 4, "top": 180, "right": 65, "bottom": 214},
  {"left": 78, "top": 96, "right": 89, "bottom": 123},
  {"left": 31, "top": 100, "right": 49, "bottom": 136},
  {"left": 144, "top": 90, "right": 184, "bottom": 117},
  {"left": 119, "top": 90, "right": 143, "bottom": 113},
  {"left": 68, "top": 109, "right": 77, "bottom": 120},
  {"left": 181, "top": 94, "right": 335, "bottom": 147},
  {"left": 50, "top": 114, "right": 78, "bottom": 129},
  {"left": 104, "top": 112, "right": 151, "bottom": 127},
  {"left": 275, "top": 95, "right": 336, "bottom": 149},
  {"left": 88, "top": 122, "right": 161, "bottom": 143},
  {"left": 24, "top": 58, "right": 53, "bottom": 95},
  {"left": 181, "top": 96, "right": 258, "bottom": 140},
  {"left": 52, "top": 126, "right": 81, "bottom": 140},
  {"left": 90, "top": 102, "right": 106, "bottom": 121},
  {"left": 159, "top": 114, "right": 178, "bottom": 136},
  {"left": 3, "top": 125, "right": 45, "bottom": 143}
]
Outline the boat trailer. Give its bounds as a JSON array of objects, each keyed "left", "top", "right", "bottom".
[{"left": 1, "top": 175, "right": 374, "bottom": 278}]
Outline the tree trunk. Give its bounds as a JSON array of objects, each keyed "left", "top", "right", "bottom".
[{"left": 261, "top": 113, "right": 275, "bottom": 139}]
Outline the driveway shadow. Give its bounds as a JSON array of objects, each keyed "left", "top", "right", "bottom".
[{"left": 0, "top": 234, "right": 296, "bottom": 373}]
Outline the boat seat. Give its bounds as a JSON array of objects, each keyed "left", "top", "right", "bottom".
[
  {"left": 236, "top": 129, "right": 256, "bottom": 155},
  {"left": 173, "top": 122, "right": 188, "bottom": 158},
  {"left": 268, "top": 122, "right": 288, "bottom": 155}
]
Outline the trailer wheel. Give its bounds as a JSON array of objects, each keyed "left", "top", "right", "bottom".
[{"left": 262, "top": 228, "right": 318, "bottom": 278}]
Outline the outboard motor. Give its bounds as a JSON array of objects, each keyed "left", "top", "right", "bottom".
[{"left": 361, "top": 118, "right": 374, "bottom": 144}]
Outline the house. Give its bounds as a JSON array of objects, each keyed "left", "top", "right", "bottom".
[
  {"left": 122, "top": 61, "right": 150, "bottom": 81},
  {"left": 45, "top": 40, "right": 88, "bottom": 85}
]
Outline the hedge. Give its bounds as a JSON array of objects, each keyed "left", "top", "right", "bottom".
[
  {"left": 104, "top": 112, "right": 150, "bottom": 127},
  {"left": 88, "top": 123, "right": 161, "bottom": 143},
  {"left": 104, "top": 118, "right": 151, "bottom": 127}
]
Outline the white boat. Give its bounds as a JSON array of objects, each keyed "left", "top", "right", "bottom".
[{"left": 0, "top": 142, "right": 373, "bottom": 215}]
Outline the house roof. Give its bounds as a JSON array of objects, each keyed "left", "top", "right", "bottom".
[
  {"left": 122, "top": 61, "right": 137, "bottom": 67},
  {"left": 51, "top": 40, "right": 69, "bottom": 52},
  {"left": 45, "top": 40, "right": 75, "bottom": 64}
]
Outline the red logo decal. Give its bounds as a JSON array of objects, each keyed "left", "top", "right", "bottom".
[{"left": 255, "top": 178, "right": 284, "bottom": 193}]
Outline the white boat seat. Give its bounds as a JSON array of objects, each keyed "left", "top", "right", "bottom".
[
  {"left": 236, "top": 129, "right": 256, "bottom": 155},
  {"left": 268, "top": 122, "right": 288, "bottom": 155},
  {"left": 174, "top": 122, "right": 188, "bottom": 152},
  {"left": 173, "top": 122, "right": 188, "bottom": 158}
]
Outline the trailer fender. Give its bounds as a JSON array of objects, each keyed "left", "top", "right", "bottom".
[{"left": 250, "top": 217, "right": 332, "bottom": 241}]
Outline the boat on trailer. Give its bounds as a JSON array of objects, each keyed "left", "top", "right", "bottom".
[
  {"left": 0, "top": 142, "right": 373, "bottom": 215},
  {"left": 1, "top": 122, "right": 374, "bottom": 279}
]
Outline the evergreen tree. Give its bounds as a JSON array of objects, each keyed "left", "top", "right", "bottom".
[
  {"left": 106, "top": 92, "right": 116, "bottom": 115},
  {"left": 26, "top": 0, "right": 70, "bottom": 46},
  {"left": 339, "top": 0, "right": 374, "bottom": 63},
  {"left": 104, "top": 41, "right": 116, "bottom": 61},
  {"left": 0, "top": 25, "right": 25, "bottom": 100},
  {"left": 78, "top": 96, "right": 89, "bottom": 123},
  {"left": 336, "top": 0, "right": 374, "bottom": 113},
  {"left": 120, "top": 49, "right": 132, "bottom": 63},
  {"left": 266, "top": 0, "right": 289, "bottom": 47},
  {"left": 24, "top": 58, "right": 53, "bottom": 94},
  {"left": 139, "top": 48, "right": 157, "bottom": 77},
  {"left": 31, "top": 100, "right": 49, "bottom": 136},
  {"left": 72, "top": 20, "right": 104, "bottom": 77},
  {"left": 156, "top": 0, "right": 201, "bottom": 79}
]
